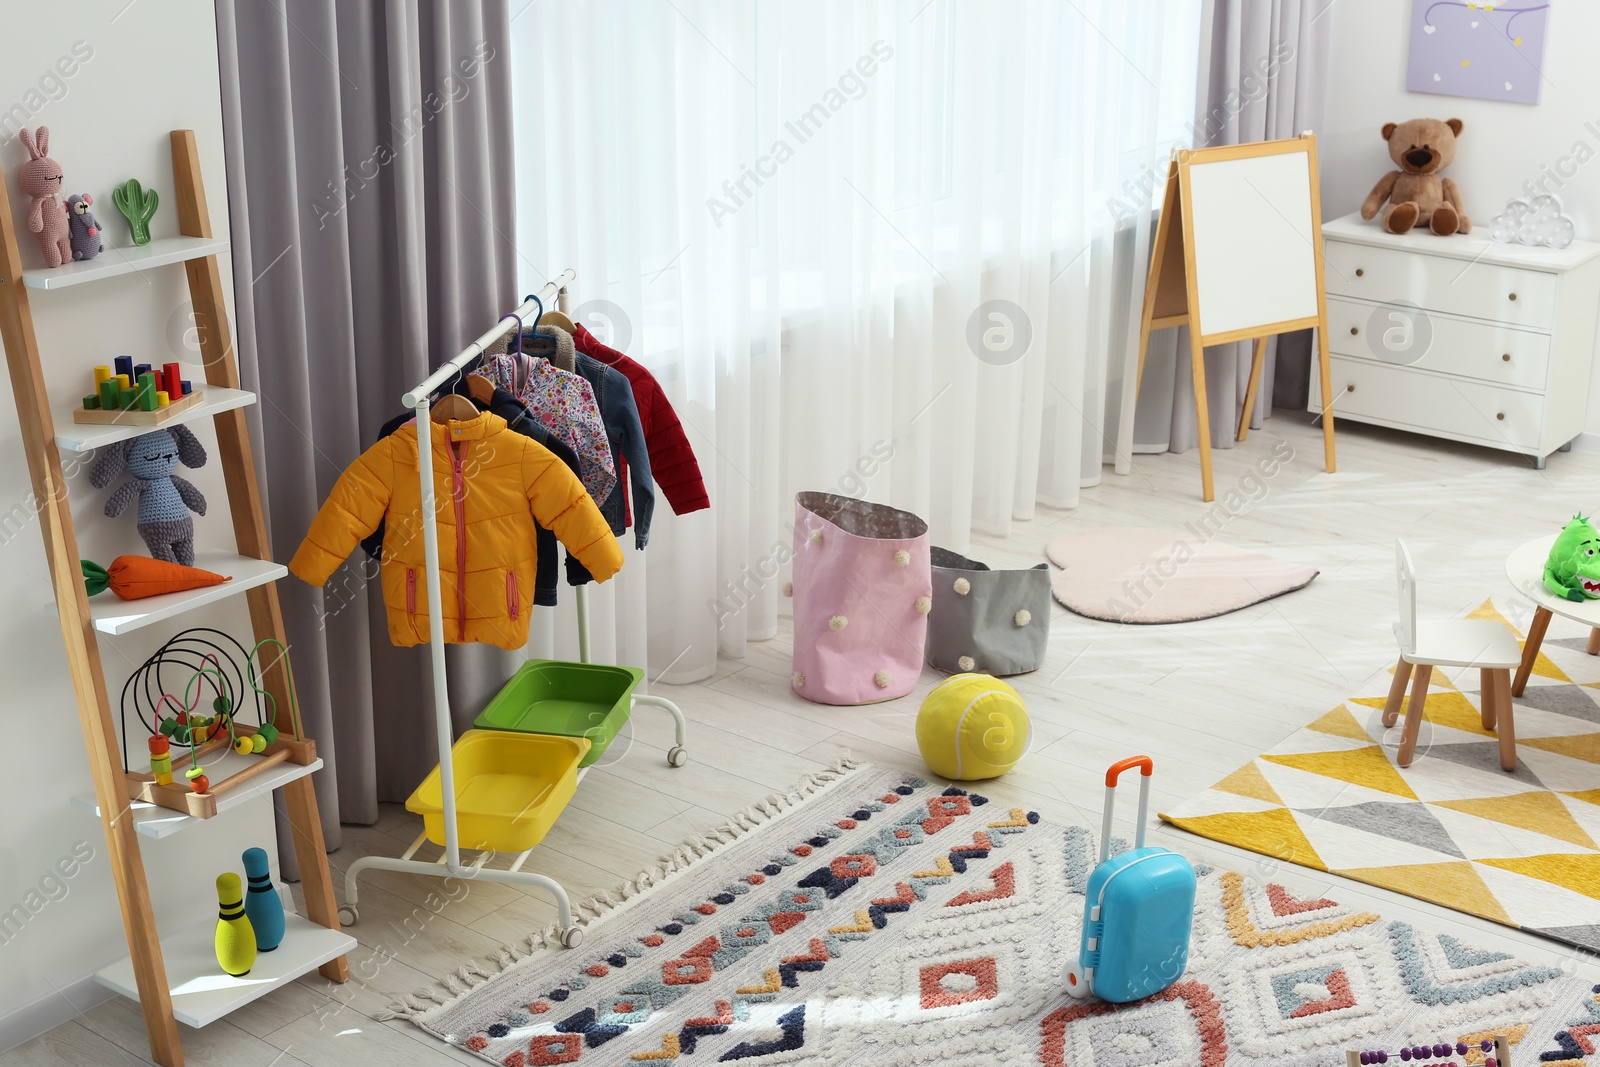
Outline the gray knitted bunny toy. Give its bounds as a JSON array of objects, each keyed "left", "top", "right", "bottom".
[{"left": 89, "top": 426, "right": 207, "bottom": 566}]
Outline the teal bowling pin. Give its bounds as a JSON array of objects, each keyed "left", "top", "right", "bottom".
[
  {"left": 214, "top": 872, "right": 257, "bottom": 977},
  {"left": 241, "top": 847, "right": 285, "bottom": 951}
]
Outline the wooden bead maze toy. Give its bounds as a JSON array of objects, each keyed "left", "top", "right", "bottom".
[{"left": 119, "top": 627, "right": 316, "bottom": 819}]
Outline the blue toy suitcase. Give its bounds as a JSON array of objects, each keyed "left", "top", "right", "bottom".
[{"left": 1063, "top": 756, "right": 1196, "bottom": 1004}]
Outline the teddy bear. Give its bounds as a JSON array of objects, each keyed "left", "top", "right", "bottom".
[
  {"left": 17, "top": 126, "right": 72, "bottom": 267},
  {"left": 89, "top": 425, "right": 208, "bottom": 567},
  {"left": 1360, "top": 117, "right": 1471, "bottom": 236},
  {"left": 66, "top": 194, "right": 102, "bottom": 261}
]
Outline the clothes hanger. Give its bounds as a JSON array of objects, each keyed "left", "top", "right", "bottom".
[
  {"left": 470, "top": 313, "right": 522, "bottom": 403},
  {"left": 538, "top": 309, "right": 576, "bottom": 334},
  {"left": 430, "top": 392, "right": 479, "bottom": 423},
  {"left": 519, "top": 294, "right": 547, "bottom": 379}
]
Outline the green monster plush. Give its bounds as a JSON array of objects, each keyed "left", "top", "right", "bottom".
[{"left": 1544, "top": 514, "right": 1600, "bottom": 601}]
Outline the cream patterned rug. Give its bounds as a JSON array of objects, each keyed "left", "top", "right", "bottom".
[
  {"left": 1046, "top": 527, "right": 1318, "bottom": 624},
  {"left": 1164, "top": 597, "right": 1600, "bottom": 956},
  {"left": 387, "top": 760, "right": 1600, "bottom": 1065}
]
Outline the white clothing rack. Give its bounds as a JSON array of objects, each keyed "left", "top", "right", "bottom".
[{"left": 338, "top": 272, "right": 688, "bottom": 949}]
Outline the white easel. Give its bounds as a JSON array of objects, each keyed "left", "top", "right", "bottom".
[
  {"left": 1134, "top": 134, "right": 1337, "bottom": 502},
  {"left": 338, "top": 270, "right": 689, "bottom": 949}
]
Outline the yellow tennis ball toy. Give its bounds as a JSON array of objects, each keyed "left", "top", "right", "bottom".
[{"left": 916, "top": 673, "right": 1031, "bottom": 780}]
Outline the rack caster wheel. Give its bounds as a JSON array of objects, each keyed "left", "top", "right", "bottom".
[
  {"left": 338, "top": 904, "right": 359, "bottom": 927},
  {"left": 667, "top": 746, "right": 688, "bottom": 768},
  {"left": 1063, "top": 964, "right": 1090, "bottom": 999},
  {"left": 560, "top": 926, "right": 585, "bottom": 949}
]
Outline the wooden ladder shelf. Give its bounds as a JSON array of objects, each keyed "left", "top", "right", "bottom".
[{"left": 0, "top": 130, "right": 348, "bottom": 1067}]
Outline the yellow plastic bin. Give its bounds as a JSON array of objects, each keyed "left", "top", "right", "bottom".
[{"left": 405, "top": 730, "right": 590, "bottom": 852}]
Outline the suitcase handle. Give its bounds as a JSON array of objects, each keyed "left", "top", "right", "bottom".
[
  {"left": 1105, "top": 756, "right": 1153, "bottom": 787},
  {"left": 1099, "top": 755, "right": 1153, "bottom": 864}
]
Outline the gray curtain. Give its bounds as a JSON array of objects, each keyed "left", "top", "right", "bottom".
[
  {"left": 215, "top": 0, "right": 519, "bottom": 866},
  {"left": 1166, "top": 0, "right": 1330, "bottom": 452}
]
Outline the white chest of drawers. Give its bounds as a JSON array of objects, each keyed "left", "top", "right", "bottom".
[{"left": 1309, "top": 213, "right": 1600, "bottom": 468}]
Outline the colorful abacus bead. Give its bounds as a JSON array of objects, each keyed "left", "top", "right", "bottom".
[
  {"left": 1456, "top": 1045, "right": 1468, "bottom": 1057},
  {"left": 249, "top": 733, "right": 267, "bottom": 753},
  {"left": 148, "top": 734, "right": 173, "bottom": 785},
  {"left": 233, "top": 735, "right": 253, "bottom": 755}
]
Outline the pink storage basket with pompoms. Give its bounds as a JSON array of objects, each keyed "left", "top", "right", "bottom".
[{"left": 788, "top": 491, "right": 931, "bottom": 705}]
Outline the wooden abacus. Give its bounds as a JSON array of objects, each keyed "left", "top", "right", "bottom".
[{"left": 1347, "top": 1035, "right": 1511, "bottom": 1067}]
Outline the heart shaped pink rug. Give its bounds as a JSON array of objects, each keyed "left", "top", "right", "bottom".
[{"left": 1045, "top": 527, "right": 1317, "bottom": 623}]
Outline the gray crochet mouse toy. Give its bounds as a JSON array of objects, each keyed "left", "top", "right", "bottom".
[
  {"left": 65, "top": 194, "right": 103, "bottom": 261},
  {"left": 89, "top": 425, "right": 207, "bottom": 566}
]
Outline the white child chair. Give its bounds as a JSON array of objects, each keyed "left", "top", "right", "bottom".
[{"left": 1385, "top": 540, "right": 1520, "bottom": 770}]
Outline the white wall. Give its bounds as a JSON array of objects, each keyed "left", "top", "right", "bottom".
[
  {"left": 0, "top": 1, "right": 276, "bottom": 1051},
  {"left": 1320, "top": 0, "right": 1600, "bottom": 434}
]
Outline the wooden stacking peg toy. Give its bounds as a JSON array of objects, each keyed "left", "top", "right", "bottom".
[
  {"left": 241, "top": 847, "right": 285, "bottom": 951},
  {"left": 213, "top": 872, "right": 257, "bottom": 976}
]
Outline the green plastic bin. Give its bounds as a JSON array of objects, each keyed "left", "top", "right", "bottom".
[{"left": 474, "top": 659, "right": 642, "bottom": 767}]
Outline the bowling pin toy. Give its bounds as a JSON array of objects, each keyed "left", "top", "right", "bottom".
[
  {"left": 241, "top": 848, "right": 286, "bottom": 951},
  {"left": 214, "top": 872, "right": 257, "bottom": 976}
]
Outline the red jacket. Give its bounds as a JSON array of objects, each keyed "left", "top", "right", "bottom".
[{"left": 573, "top": 323, "right": 710, "bottom": 515}]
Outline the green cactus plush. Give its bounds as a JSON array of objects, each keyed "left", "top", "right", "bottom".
[
  {"left": 111, "top": 178, "right": 159, "bottom": 245},
  {"left": 1544, "top": 514, "right": 1600, "bottom": 602}
]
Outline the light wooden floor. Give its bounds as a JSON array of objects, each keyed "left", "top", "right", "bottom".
[{"left": 9, "top": 412, "right": 1600, "bottom": 1066}]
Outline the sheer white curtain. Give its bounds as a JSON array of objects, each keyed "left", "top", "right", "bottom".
[{"left": 511, "top": 0, "right": 1200, "bottom": 683}]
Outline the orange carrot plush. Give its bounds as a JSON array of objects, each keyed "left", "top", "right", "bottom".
[{"left": 82, "top": 556, "right": 231, "bottom": 600}]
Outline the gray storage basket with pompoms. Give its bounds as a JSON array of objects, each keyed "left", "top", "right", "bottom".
[{"left": 926, "top": 547, "right": 1051, "bottom": 675}]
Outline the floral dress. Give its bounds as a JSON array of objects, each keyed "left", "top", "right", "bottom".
[{"left": 482, "top": 353, "right": 617, "bottom": 504}]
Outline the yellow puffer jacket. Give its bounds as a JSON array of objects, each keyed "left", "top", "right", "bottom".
[{"left": 289, "top": 411, "right": 622, "bottom": 650}]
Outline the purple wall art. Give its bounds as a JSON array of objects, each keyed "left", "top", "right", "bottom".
[{"left": 1406, "top": 0, "right": 1549, "bottom": 105}]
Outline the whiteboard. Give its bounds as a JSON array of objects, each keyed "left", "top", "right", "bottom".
[{"left": 1184, "top": 148, "right": 1320, "bottom": 337}]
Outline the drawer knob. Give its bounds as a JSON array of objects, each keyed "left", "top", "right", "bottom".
[
  {"left": 1349, "top": 326, "right": 1359, "bottom": 335},
  {"left": 1355, "top": 268, "right": 1364, "bottom": 277},
  {"left": 1346, "top": 384, "right": 1355, "bottom": 393},
  {"left": 1503, "top": 353, "right": 1511, "bottom": 362},
  {"left": 1497, "top": 412, "right": 1506, "bottom": 420},
  {"left": 1509, "top": 292, "right": 1518, "bottom": 301}
]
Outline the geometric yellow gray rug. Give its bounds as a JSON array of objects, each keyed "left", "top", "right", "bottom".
[{"left": 1162, "top": 597, "right": 1600, "bottom": 954}]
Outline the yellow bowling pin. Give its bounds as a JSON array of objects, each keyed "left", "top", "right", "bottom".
[{"left": 214, "top": 872, "right": 257, "bottom": 977}]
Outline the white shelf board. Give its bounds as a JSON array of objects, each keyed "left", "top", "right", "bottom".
[
  {"left": 21, "top": 236, "right": 229, "bottom": 290},
  {"left": 95, "top": 910, "right": 354, "bottom": 1028},
  {"left": 70, "top": 757, "right": 323, "bottom": 840},
  {"left": 55, "top": 385, "right": 256, "bottom": 452},
  {"left": 88, "top": 550, "right": 284, "bottom": 635}
]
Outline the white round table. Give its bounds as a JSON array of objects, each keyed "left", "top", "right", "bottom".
[{"left": 1505, "top": 532, "right": 1600, "bottom": 694}]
